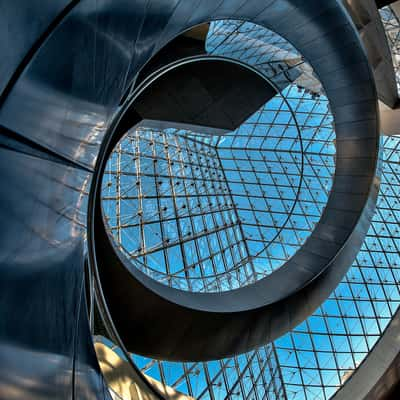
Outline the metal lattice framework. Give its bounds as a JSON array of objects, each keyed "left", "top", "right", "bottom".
[
  {"left": 101, "top": 19, "right": 335, "bottom": 293},
  {"left": 97, "top": 17, "right": 399, "bottom": 400},
  {"left": 275, "top": 134, "right": 400, "bottom": 400},
  {"left": 380, "top": 5, "right": 400, "bottom": 94},
  {"left": 101, "top": 85, "right": 335, "bottom": 292},
  {"left": 99, "top": 131, "right": 400, "bottom": 400}
]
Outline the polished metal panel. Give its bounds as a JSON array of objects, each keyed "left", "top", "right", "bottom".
[
  {"left": 133, "top": 58, "right": 277, "bottom": 131},
  {"left": 376, "top": 0, "right": 397, "bottom": 9},
  {"left": 332, "top": 305, "right": 400, "bottom": 400},
  {"left": 0, "top": 146, "right": 110, "bottom": 399},
  {"left": 0, "top": 0, "right": 73, "bottom": 99},
  {"left": 0, "top": 1, "right": 168, "bottom": 398},
  {"left": 88, "top": 0, "right": 380, "bottom": 361},
  {"left": 343, "top": 0, "right": 398, "bottom": 108},
  {"left": 0, "top": 1, "right": 382, "bottom": 398}
]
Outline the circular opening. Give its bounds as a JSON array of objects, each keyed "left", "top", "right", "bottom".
[
  {"left": 88, "top": 10, "right": 378, "bottom": 363},
  {"left": 100, "top": 20, "right": 336, "bottom": 293}
]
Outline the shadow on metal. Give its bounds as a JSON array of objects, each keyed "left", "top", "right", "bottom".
[
  {"left": 0, "top": 2, "right": 381, "bottom": 399},
  {"left": 89, "top": 1, "right": 380, "bottom": 361}
]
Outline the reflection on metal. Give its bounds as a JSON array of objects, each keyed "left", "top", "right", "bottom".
[
  {"left": 129, "top": 123, "right": 400, "bottom": 400},
  {"left": 0, "top": 0, "right": 394, "bottom": 399},
  {"left": 379, "top": 100, "right": 400, "bottom": 134},
  {"left": 91, "top": 6, "right": 379, "bottom": 361},
  {"left": 344, "top": 0, "right": 398, "bottom": 107},
  {"left": 376, "top": 6, "right": 400, "bottom": 135},
  {"left": 206, "top": 20, "right": 322, "bottom": 96},
  {"left": 133, "top": 58, "right": 277, "bottom": 133},
  {"left": 0, "top": 146, "right": 109, "bottom": 400},
  {"left": 332, "top": 308, "right": 400, "bottom": 400},
  {"left": 95, "top": 340, "right": 193, "bottom": 400},
  {"left": 102, "top": 86, "right": 314, "bottom": 292},
  {"left": 0, "top": 124, "right": 94, "bottom": 172}
]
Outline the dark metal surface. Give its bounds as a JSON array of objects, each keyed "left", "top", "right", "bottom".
[
  {"left": 375, "top": 0, "right": 397, "bottom": 9},
  {"left": 89, "top": 0, "right": 380, "bottom": 361},
  {"left": 134, "top": 58, "right": 277, "bottom": 132},
  {"left": 0, "top": 1, "right": 381, "bottom": 399},
  {"left": 0, "top": 146, "right": 110, "bottom": 399},
  {"left": 344, "top": 0, "right": 398, "bottom": 108}
]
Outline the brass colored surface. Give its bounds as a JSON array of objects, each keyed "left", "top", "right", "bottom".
[{"left": 95, "top": 342, "right": 193, "bottom": 400}]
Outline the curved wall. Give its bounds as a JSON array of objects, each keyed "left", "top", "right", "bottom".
[{"left": 0, "top": 0, "right": 387, "bottom": 398}]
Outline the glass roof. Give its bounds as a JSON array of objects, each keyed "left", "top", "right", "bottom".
[
  {"left": 101, "top": 20, "right": 335, "bottom": 292},
  {"left": 101, "top": 83, "right": 335, "bottom": 292},
  {"left": 98, "top": 16, "right": 400, "bottom": 400}
]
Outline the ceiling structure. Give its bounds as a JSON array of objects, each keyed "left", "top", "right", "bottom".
[
  {"left": 0, "top": 1, "right": 400, "bottom": 400},
  {"left": 98, "top": 15, "right": 399, "bottom": 399}
]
